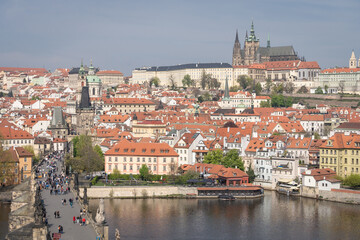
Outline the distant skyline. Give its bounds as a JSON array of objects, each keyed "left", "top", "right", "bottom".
[{"left": 0, "top": 0, "right": 359, "bottom": 76}]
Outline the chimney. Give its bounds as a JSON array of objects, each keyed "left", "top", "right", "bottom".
[
  {"left": 227, "top": 127, "right": 230, "bottom": 133},
  {"left": 301, "top": 135, "right": 304, "bottom": 140}
]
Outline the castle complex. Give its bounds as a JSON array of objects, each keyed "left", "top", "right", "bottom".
[{"left": 232, "top": 22, "right": 300, "bottom": 66}]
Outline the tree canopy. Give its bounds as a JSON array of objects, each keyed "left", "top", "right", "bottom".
[
  {"left": 182, "top": 74, "right": 193, "bottom": 87},
  {"left": 315, "top": 86, "right": 323, "bottom": 94},
  {"left": 203, "top": 149, "right": 244, "bottom": 170},
  {"left": 237, "top": 75, "right": 253, "bottom": 90},
  {"left": 271, "top": 94, "right": 293, "bottom": 107},
  {"left": 343, "top": 174, "right": 360, "bottom": 188},
  {"left": 149, "top": 77, "right": 160, "bottom": 87},
  {"left": 139, "top": 164, "right": 151, "bottom": 181},
  {"left": 66, "top": 135, "right": 104, "bottom": 173}
]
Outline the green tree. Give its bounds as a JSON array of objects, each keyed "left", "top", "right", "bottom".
[
  {"left": 200, "top": 71, "right": 212, "bottom": 90},
  {"left": 66, "top": 135, "right": 104, "bottom": 173},
  {"left": 202, "top": 92, "right": 212, "bottom": 101},
  {"left": 149, "top": 77, "right": 160, "bottom": 88},
  {"left": 237, "top": 75, "right": 252, "bottom": 90},
  {"left": 246, "top": 163, "right": 256, "bottom": 183},
  {"left": 272, "top": 83, "right": 284, "bottom": 94},
  {"left": 297, "top": 85, "right": 308, "bottom": 94},
  {"left": 222, "top": 149, "right": 244, "bottom": 170},
  {"left": 230, "top": 85, "right": 240, "bottom": 92},
  {"left": 94, "top": 145, "right": 104, "bottom": 164},
  {"left": 203, "top": 149, "right": 224, "bottom": 165},
  {"left": 271, "top": 94, "right": 293, "bottom": 107},
  {"left": 177, "top": 170, "right": 200, "bottom": 184},
  {"left": 207, "top": 78, "right": 221, "bottom": 89},
  {"left": 182, "top": 74, "right": 192, "bottom": 87},
  {"left": 110, "top": 169, "right": 121, "bottom": 179},
  {"left": 314, "top": 132, "right": 321, "bottom": 139},
  {"left": 23, "top": 145, "right": 39, "bottom": 164},
  {"left": 31, "top": 96, "right": 41, "bottom": 100},
  {"left": 139, "top": 164, "right": 151, "bottom": 181},
  {"left": 315, "top": 86, "right": 323, "bottom": 94},
  {"left": 324, "top": 85, "right": 329, "bottom": 94},
  {"left": 265, "top": 77, "right": 272, "bottom": 93},
  {"left": 255, "top": 82, "right": 262, "bottom": 95},
  {"left": 0, "top": 142, "right": 16, "bottom": 185},
  {"left": 197, "top": 95, "right": 204, "bottom": 103},
  {"left": 260, "top": 100, "right": 271, "bottom": 108},
  {"left": 284, "top": 82, "right": 295, "bottom": 94},
  {"left": 343, "top": 174, "right": 360, "bottom": 188}
]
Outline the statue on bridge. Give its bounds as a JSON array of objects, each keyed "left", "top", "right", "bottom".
[{"left": 95, "top": 198, "right": 106, "bottom": 224}]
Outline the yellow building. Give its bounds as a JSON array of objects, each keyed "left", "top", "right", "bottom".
[
  {"left": 1, "top": 147, "right": 33, "bottom": 186},
  {"left": 319, "top": 133, "right": 360, "bottom": 177},
  {"left": 132, "top": 119, "right": 167, "bottom": 138}
]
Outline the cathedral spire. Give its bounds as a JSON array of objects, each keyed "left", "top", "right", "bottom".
[
  {"left": 267, "top": 34, "right": 271, "bottom": 48},
  {"left": 223, "top": 76, "right": 230, "bottom": 101},
  {"left": 235, "top": 29, "right": 239, "bottom": 43},
  {"left": 245, "top": 30, "right": 248, "bottom": 41}
]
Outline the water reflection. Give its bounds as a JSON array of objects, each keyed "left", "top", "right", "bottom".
[
  {"left": 0, "top": 202, "right": 11, "bottom": 240},
  {"left": 89, "top": 191, "right": 360, "bottom": 240}
]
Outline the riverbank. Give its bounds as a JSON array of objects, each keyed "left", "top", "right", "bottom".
[
  {"left": 301, "top": 186, "right": 360, "bottom": 204},
  {"left": 79, "top": 185, "right": 263, "bottom": 199},
  {"left": 0, "top": 192, "right": 12, "bottom": 202}
]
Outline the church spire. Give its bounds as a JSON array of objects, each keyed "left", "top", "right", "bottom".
[
  {"left": 350, "top": 50, "right": 357, "bottom": 69},
  {"left": 223, "top": 76, "right": 230, "bottom": 101},
  {"left": 267, "top": 34, "right": 271, "bottom": 48},
  {"left": 235, "top": 29, "right": 239, "bottom": 43},
  {"left": 245, "top": 30, "right": 248, "bottom": 41}
]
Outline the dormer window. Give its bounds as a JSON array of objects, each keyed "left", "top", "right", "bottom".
[
  {"left": 124, "top": 148, "right": 128, "bottom": 152},
  {"left": 142, "top": 149, "right": 146, "bottom": 153},
  {"left": 131, "top": 148, "right": 135, "bottom": 152}
]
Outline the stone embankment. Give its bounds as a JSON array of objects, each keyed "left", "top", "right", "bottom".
[
  {"left": 79, "top": 186, "right": 197, "bottom": 199},
  {"left": 0, "top": 191, "right": 12, "bottom": 202},
  {"left": 301, "top": 186, "right": 360, "bottom": 204}
]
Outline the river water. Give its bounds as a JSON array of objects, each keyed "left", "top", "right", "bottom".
[
  {"left": 89, "top": 191, "right": 360, "bottom": 240},
  {"left": 0, "top": 202, "right": 11, "bottom": 239}
]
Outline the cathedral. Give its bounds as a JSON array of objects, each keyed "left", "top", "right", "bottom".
[{"left": 232, "top": 22, "right": 300, "bottom": 66}]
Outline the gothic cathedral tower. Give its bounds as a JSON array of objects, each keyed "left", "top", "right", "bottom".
[
  {"left": 232, "top": 30, "right": 242, "bottom": 65},
  {"left": 244, "top": 21, "right": 260, "bottom": 65}
]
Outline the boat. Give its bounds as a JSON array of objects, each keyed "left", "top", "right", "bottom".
[{"left": 276, "top": 179, "right": 301, "bottom": 196}]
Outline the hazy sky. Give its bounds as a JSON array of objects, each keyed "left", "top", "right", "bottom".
[{"left": 0, "top": 0, "right": 359, "bottom": 75}]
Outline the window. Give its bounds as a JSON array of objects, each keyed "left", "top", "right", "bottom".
[
  {"left": 109, "top": 157, "right": 112, "bottom": 162},
  {"left": 154, "top": 166, "right": 157, "bottom": 171},
  {"left": 130, "top": 165, "right": 133, "bottom": 170},
  {"left": 130, "top": 157, "right": 133, "bottom": 162},
  {"left": 137, "top": 165, "right": 140, "bottom": 170},
  {"left": 123, "top": 165, "right": 127, "bottom": 170},
  {"left": 148, "top": 158, "right": 151, "bottom": 162},
  {"left": 115, "top": 164, "right": 118, "bottom": 170},
  {"left": 163, "top": 158, "right": 166, "bottom": 163},
  {"left": 115, "top": 157, "right": 118, "bottom": 162},
  {"left": 345, "top": 158, "right": 348, "bottom": 164},
  {"left": 124, "top": 157, "right": 127, "bottom": 162},
  {"left": 108, "top": 164, "right": 112, "bottom": 170},
  {"left": 137, "top": 157, "right": 140, "bottom": 162},
  {"left": 154, "top": 158, "right": 157, "bottom": 163},
  {"left": 142, "top": 158, "right": 145, "bottom": 162},
  {"left": 163, "top": 166, "right": 166, "bottom": 171}
]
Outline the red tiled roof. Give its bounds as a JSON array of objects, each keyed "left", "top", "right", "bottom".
[{"left": 105, "top": 139, "right": 178, "bottom": 157}]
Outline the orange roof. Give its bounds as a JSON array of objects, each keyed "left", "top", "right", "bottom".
[
  {"left": 103, "top": 97, "right": 155, "bottom": 105},
  {"left": 99, "top": 114, "right": 130, "bottom": 123},
  {"left": 105, "top": 139, "right": 178, "bottom": 157},
  {"left": 320, "top": 133, "right": 360, "bottom": 149},
  {"left": 321, "top": 68, "right": 360, "bottom": 74},
  {"left": 301, "top": 114, "right": 324, "bottom": 121},
  {"left": 0, "top": 119, "right": 34, "bottom": 139},
  {"left": 96, "top": 70, "right": 123, "bottom": 75}
]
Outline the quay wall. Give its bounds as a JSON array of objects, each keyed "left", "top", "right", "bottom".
[
  {"left": 301, "top": 186, "right": 360, "bottom": 204},
  {"left": 0, "top": 192, "right": 12, "bottom": 202},
  {"left": 253, "top": 181, "right": 273, "bottom": 190},
  {"left": 79, "top": 186, "right": 198, "bottom": 199}
]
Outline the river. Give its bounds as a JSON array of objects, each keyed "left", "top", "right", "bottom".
[
  {"left": 0, "top": 202, "right": 11, "bottom": 239},
  {"left": 89, "top": 191, "right": 360, "bottom": 240}
]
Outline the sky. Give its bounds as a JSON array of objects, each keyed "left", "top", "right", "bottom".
[{"left": 0, "top": 0, "right": 359, "bottom": 76}]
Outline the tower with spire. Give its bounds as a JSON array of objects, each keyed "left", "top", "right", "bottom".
[
  {"left": 244, "top": 21, "right": 260, "bottom": 65},
  {"left": 232, "top": 30, "right": 242, "bottom": 65},
  {"left": 349, "top": 50, "right": 357, "bottom": 69}
]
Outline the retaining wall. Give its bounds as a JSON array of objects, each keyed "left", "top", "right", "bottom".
[
  {"left": 301, "top": 186, "right": 360, "bottom": 204},
  {"left": 79, "top": 186, "right": 198, "bottom": 199}
]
